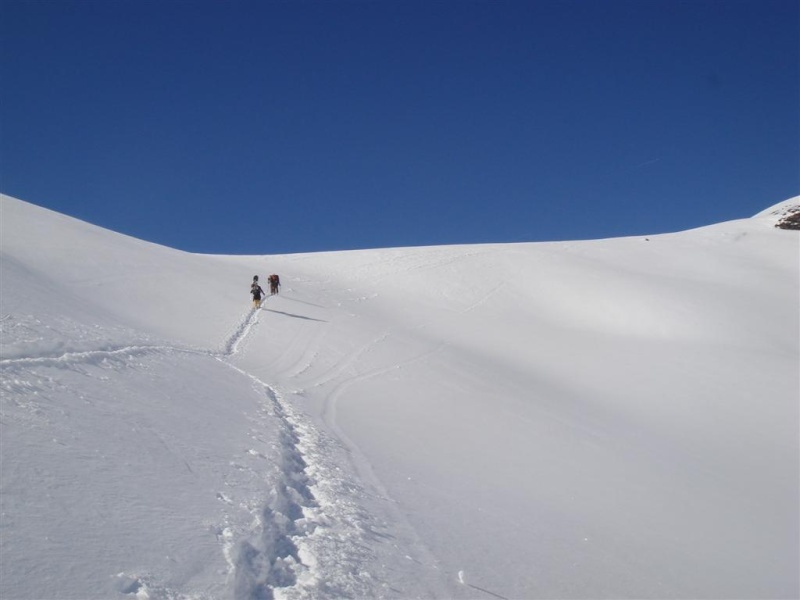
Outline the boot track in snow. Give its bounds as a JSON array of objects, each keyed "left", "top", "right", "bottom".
[{"left": 218, "top": 304, "right": 390, "bottom": 599}]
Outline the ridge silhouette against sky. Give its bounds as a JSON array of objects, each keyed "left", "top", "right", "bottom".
[{"left": 2, "top": 0, "right": 798, "bottom": 254}]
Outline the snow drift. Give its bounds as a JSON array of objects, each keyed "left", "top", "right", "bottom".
[{"left": 1, "top": 193, "right": 798, "bottom": 599}]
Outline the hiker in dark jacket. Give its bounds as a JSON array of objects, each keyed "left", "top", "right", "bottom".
[{"left": 251, "top": 276, "right": 265, "bottom": 308}]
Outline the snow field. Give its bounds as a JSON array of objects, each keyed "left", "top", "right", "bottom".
[{"left": 1, "top": 193, "right": 798, "bottom": 599}]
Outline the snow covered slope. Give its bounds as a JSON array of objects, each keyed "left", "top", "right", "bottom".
[{"left": 1, "top": 193, "right": 798, "bottom": 599}]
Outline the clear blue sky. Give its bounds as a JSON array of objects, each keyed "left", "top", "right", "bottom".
[{"left": 2, "top": 0, "right": 798, "bottom": 254}]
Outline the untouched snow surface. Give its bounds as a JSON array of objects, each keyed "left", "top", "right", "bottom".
[{"left": 1, "top": 193, "right": 798, "bottom": 600}]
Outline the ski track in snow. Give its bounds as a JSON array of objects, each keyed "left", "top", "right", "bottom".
[
  {"left": 0, "top": 343, "right": 206, "bottom": 369},
  {"left": 0, "top": 303, "right": 383, "bottom": 600},
  {"left": 1, "top": 304, "right": 261, "bottom": 369}
]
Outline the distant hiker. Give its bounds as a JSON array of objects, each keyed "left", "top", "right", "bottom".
[
  {"left": 251, "top": 279, "right": 265, "bottom": 308},
  {"left": 268, "top": 274, "right": 280, "bottom": 295}
]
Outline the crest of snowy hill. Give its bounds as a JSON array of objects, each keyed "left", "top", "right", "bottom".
[
  {"left": 1, "top": 193, "right": 798, "bottom": 600},
  {"left": 756, "top": 197, "right": 800, "bottom": 230}
]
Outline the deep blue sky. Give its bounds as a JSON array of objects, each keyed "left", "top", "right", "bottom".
[{"left": 2, "top": 0, "right": 798, "bottom": 254}]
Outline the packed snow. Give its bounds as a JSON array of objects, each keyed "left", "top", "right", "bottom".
[{"left": 1, "top": 193, "right": 798, "bottom": 599}]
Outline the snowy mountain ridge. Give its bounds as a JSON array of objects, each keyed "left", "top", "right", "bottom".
[{"left": 1, "top": 193, "right": 798, "bottom": 600}]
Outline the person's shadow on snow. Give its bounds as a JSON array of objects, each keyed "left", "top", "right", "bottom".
[{"left": 263, "top": 309, "right": 327, "bottom": 322}]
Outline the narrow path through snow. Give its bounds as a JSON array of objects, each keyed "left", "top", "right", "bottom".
[
  {"left": 217, "top": 303, "right": 411, "bottom": 599},
  {"left": 217, "top": 301, "right": 451, "bottom": 599}
]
